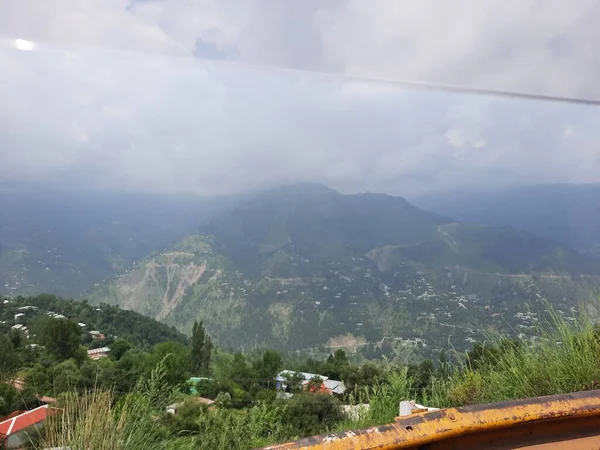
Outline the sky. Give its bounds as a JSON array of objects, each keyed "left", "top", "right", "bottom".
[{"left": 1, "top": 0, "right": 600, "bottom": 197}]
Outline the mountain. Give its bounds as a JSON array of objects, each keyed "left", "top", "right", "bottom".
[
  {"left": 203, "top": 183, "right": 451, "bottom": 276},
  {"left": 88, "top": 184, "right": 600, "bottom": 359},
  {"left": 0, "top": 184, "right": 238, "bottom": 297},
  {"left": 412, "top": 184, "right": 600, "bottom": 259}
]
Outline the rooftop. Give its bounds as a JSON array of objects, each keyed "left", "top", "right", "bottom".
[
  {"left": 0, "top": 405, "right": 50, "bottom": 437},
  {"left": 87, "top": 347, "right": 110, "bottom": 355}
]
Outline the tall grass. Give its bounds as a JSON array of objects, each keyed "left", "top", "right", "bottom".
[
  {"left": 444, "top": 307, "right": 600, "bottom": 406},
  {"left": 43, "top": 356, "right": 176, "bottom": 450},
  {"left": 366, "top": 367, "right": 413, "bottom": 424},
  {"left": 166, "top": 403, "right": 287, "bottom": 450},
  {"left": 44, "top": 390, "right": 165, "bottom": 450},
  {"left": 345, "top": 304, "right": 600, "bottom": 429}
]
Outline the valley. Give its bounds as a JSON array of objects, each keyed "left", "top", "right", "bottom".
[{"left": 84, "top": 184, "right": 600, "bottom": 360}]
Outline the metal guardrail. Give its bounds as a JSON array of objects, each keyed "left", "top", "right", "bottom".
[{"left": 261, "top": 389, "right": 600, "bottom": 449}]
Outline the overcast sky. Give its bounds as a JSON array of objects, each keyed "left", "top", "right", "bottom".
[{"left": 1, "top": 0, "right": 600, "bottom": 197}]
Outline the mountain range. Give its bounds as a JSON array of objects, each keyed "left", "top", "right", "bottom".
[
  {"left": 79, "top": 183, "right": 600, "bottom": 359},
  {"left": 412, "top": 183, "right": 600, "bottom": 259}
]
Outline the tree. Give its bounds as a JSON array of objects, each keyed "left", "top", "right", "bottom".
[
  {"left": 229, "top": 352, "right": 256, "bottom": 391},
  {"left": 51, "top": 359, "right": 82, "bottom": 393},
  {"left": 283, "top": 371, "right": 305, "bottom": 394},
  {"left": 8, "top": 328, "right": 23, "bottom": 348},
  {"left": 110, "top": 339, "right": 132, "bottom": 361},
  {"left": 466, "top": 339, "right": 521, "bottom": 371},
  {"left": 324, "top": 349, "right": 349, "bottom": 379},
  {"left": 114, "top": 349, "right": 149, "bottom": 393},
  {"left": 408, "top": 360, "right": 434, "bottom": 391},
  {"left": 32, "top": 317, "right": 83, "bottom": 362},
  {"left": 0, "top": 383, "right": 38, "bottom": 416},
  {"left": 0, "top": 334, "right": 20, "bottom": 382},
  {"left": 306, "top": 375, "right": 325, "bottom": 392},
  {"left": 25, "top": 363, "right": 52, "bottom": 394},
  {"left": 329, "top": 349, "right": 349, "bottom": 366},
  {"left": 341, "top": 361, "right": 385, "bottom": 394},
  {"left": 254, "top": 350, "right": 283, "bottom": 389},
  {"left": 191, "top": 321, "right": 212, "bottom": 375},
  {"left": 150, "top": 341, "right": 192, "bottom": 387},
  {"left": 279, "top": 393, "right": 342, "bottom": 437}
]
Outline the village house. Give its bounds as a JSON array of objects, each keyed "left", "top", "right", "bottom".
[
  {"left": 17, "top": 306, "right": 38, "bottom": 311},
  {"left": 87, "top": 346, "right": 110, "bottom": 360},
  {"left": 0, "top": 405, "right": 54, "bottom": 449},
  {"left": 89, "top": 330, "right": 106, "bottom": 340}
]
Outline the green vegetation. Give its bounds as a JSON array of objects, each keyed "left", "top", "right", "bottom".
[
  {"left": 191, "top": 320, "right": 212, "bottom": 375},
  {"left": 4, "top": 292, "right": 600, "bottom": 449},
  {"left": 32, "top": 316, "right": 85, "bottom": 362}
]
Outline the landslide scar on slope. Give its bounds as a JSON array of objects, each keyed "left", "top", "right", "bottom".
[
  {"left": 157, "top": 261, "right": 206, "bottom": 320},
  {"left": 119, "top": 252, "right": 207, "bottom": 320}
]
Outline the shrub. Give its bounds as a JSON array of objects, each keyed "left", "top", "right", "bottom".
[{"left": 279, "top": 393, "right": 342, "bottom": 437}]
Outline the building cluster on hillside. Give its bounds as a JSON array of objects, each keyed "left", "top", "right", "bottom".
[
  {"left": 7, "top": 306, "right": 41, "bottom": 337},
  {"left": 3, "top": 303, "right": 110, "bottom": 362}
]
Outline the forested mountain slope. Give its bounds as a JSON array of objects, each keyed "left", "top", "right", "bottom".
[{"left": 89, "top": 184, "right": 600, "bottom": 359}]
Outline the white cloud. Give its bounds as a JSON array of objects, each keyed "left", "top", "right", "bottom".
[{"left": 1, "top": 0, "right": 600, "bottom": 196}]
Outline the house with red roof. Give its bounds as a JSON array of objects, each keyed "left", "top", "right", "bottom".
[{"left": 0, "top": 405, "right": 53, "bottom": 449}]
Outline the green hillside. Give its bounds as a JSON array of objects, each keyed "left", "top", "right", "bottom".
[
  {"left": 1, "top": 294, "right": 187, "bottom": 349},
  {"left": 88, "top": 185, "right": 600, "bottom": 358}
]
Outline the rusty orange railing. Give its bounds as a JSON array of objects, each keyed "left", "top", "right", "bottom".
[{"left": 261, "top": 389, "right": 600, "bottom": 450}]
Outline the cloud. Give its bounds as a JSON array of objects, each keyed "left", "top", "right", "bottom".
[{"left": 1, "top": 0, "right": 600, "bottom": 197}]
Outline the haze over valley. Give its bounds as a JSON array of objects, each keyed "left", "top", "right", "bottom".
[{"left": 4, "top": 181, "right": 600, "bottom": 360}]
